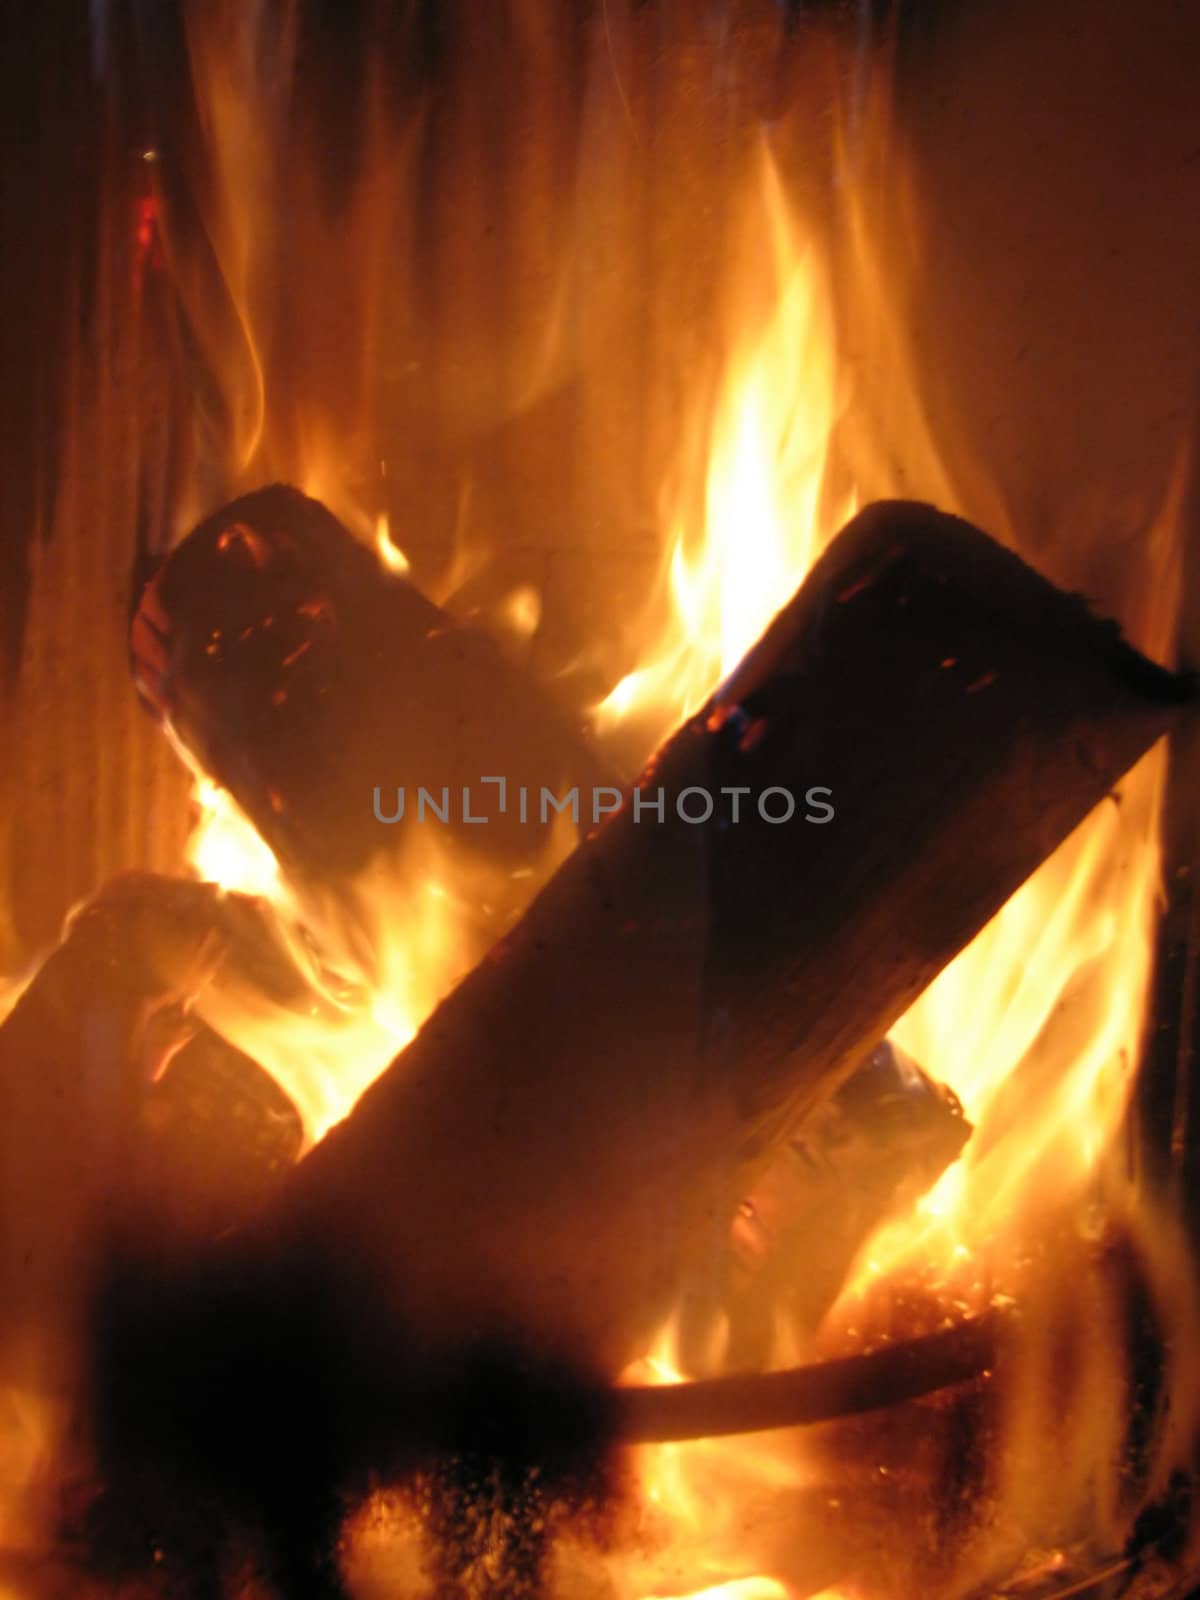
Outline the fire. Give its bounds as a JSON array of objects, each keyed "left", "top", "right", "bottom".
[
  {"left": 3, "top": 4, "right": 1194, "bottom": 1593},
  {"left": 644, "top": 1582, "right": 790, "bottom": 1600},
  {"left": 595, "top": 145, "right": 854, "bottom": 747},
  {"left": 181, "top": 777, "right": 577, "bottom": 1141},
  {"left": 580, "top": 1323, "right": 819, "bottom": 1600},
  {"left": 865, "top": 748, "right": 1166, "bottom": 1278},
  {"left": 375, "top": 510, "right": 411, "bottom": 576},
  {"left": 187, "top": 773, "right": 282, "bottom": 900},
  {"left": 0, "top": 967, "right": 36, "bottom": 1031},
  {"left": 155, "top": 85, "right": 1192, "bottom": 1600},
  {"left": 577, "top": 116, "right": 1190, "bottom": 1600},
  {"left": 0, "top": 1385, "right": 61, "bottom": 1557}
]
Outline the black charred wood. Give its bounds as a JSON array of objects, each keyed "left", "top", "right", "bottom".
[
  {"left": 0, "top": 872, "right": 302, "bottom": 1407},
  {"left": 131, "top": 483, "right": 609, "bottom": 886},
  {"left": 717, "top": 1038, "right": 971, "bottom": 1370}
]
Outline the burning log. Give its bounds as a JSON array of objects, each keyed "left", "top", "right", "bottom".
[
  {"left": 715, "top": 1038, "right": 972, "bottom": 1371},
  {"left": 88, "top": 499, "right": 1191, "bottom": 1592},
  {"left": 107, "top": 502, "right": 1185, "bottom": 1345},
  {"left": 0, "top": 873, "right": 302, "bottom": 1403},
  {"left": 130, "top": 483, "right": 610, "bottom": 886},
  {"left": 131, "top": 483, "right": 977, "bottom": 1283},
  {"left": 252, "top": 499, "right": 1188, "bottom": 1379}
]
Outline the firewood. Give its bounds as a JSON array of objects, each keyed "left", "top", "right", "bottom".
[
  {"left": 710, "top": 1039, "right": 972, "bottom": 1373},
  {"left": 131, "top": 483, "right": 609, "bottom": 887},
  {"left": 0, "top": 874, "right": 301, "bottom": 1405},
  {"left": 87, "top": 500, "right": 1189, "bottom": 1595},
  {"left": 127, "top": 487, "right": 985, "bottom": 1369},
  {"left": 240, "top": 499, "right": 1190, "bottom": 1381},
  {"left": 134, "top": 488, "right": 977, "bottom": 1328}
]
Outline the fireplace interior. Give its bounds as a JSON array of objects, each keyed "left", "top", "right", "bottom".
[{"left": 2, "top": 2, "right": 1200, "bottom": 1597}]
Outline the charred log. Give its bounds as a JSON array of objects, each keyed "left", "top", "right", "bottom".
[
  {"left": 714, "top": 1038, "right": 971, "bottom": 1372},
  {"left": 252, "top": 499, "right": 1188, "bottom": 1380},
  {"left": 86, "top": 500, "right": 1190, "bottom": 1594},
  {"left": 130, "top": 483, "right": 609, "bottom": 887},
  {"left": 0, "top": 872, "right": 302, "bottom": 1402},
  {"left": 96, "top": 494, "right": 1187, "bottom": 1370}
]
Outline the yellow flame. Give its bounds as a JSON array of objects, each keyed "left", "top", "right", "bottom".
[
  {"left": 182, "top": 777, "right": 578, "bottom": 1142},
  {"left": 565, "top": 1321, "right": 813, "bottom": 1600},
  {"left": 0, "top": 966, "right": 36, "bottom": 1030},
  {"left": 644, "top": 1581, "right": 791, "bottom": 1600},
  {"left": 155, "top": 99, "right": 1191, "bottom": 1598},
  {"left": 829, "top": 743, "right": 1164, "bottom": 1292},
  {"left": 583, "top": 112, "right": 1189, "bottom": 1600},
  {"left": 187, "top": 776, "right": 282, "bottom": 900},
  {"left": 63, "top": 9, "right": 1193, "bottom": 1593},
  {"left": 375, "top": 511, "right": 411, "bottom": 575},
  {"left": 595, "top": 144, "right": 854, "bottom": 746},
  {"left": 500, "top": 584, "right": 542, "bottom": 642}
]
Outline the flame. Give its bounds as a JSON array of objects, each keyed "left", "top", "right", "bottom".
[
  {"left": 578, "top": 97, "right": 1192, "bottom": 1600},
  {"left": 375, "top": 511, "right": 411, "bottom": 576},
  {"left": 0, "top": 966, "right": 36, "bottom": 1030},
  {"left": 579, "top": 1323, "right": 816, "bottom": 1600},
  {"left": 595, "top": 145, "right": 854, "bottom": 748},
  {"left": 644, "top": 1582, "right": 791, "bottom": 1600},
  {"left": 157, "top": 80, "right": 1192, "bottom": 1600},
  {"left": 4, "top": 4, "right": 1189, "bottom": 1592},
  {"left": 187, "top": 774, "right": 282, "bottom": 900},
  {"left": 500, "top": 584, "right": 542, "bottom": 642},
  {"left": 181, "top": 770, "right": 578, "bottom": 1141},
  {"left": 865, "top": 748, "right": 1165, "bottom": 1277},
  {"left": 0, "top": 1386, "right": 62, "bottom": 1557}
]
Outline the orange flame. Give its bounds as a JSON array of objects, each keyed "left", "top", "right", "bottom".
[
  {"left": 152, "top": 81, "right": 1194, "bottom": 1599},
  {"left": 2, "top": 6, "right": 1187, "bottom": 1593},
  {"left": 374, "top": 511, "right": 411, "bottom": 576},
  {"left": 577, "top": 97, "right": 1191, "bottom": 1600},
  {"left": 181, "top": 767, "right": 578, "bottom": 1141},
  {"left": 595, "top": 144, "right": 854, "bottom": 748}
]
